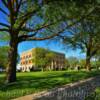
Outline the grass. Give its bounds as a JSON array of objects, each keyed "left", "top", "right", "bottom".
[
  {"left": 95, "top": 87, "right": 100, "bottom": 100},
  {"left": 95, "top": 87, "right": 100, "bottom": 99},
  {"left": 0, "top": 70, "right": 100, "bottom": 100},
  {"left": 85, "top": 87, "right": 100, "bottom": 100}
]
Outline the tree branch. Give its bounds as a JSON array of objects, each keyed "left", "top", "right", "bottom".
[
  {"left": 18, "top": 2, "right": 96, "bottom": 42},
  {"left": 16, "top": 0, "right": 23, "bottom": 16},
  {"left": 0, "top": 23, "right": 10, "bottom": 28},
  {"left": 0, "top": 28, "right": 9, "bottom": 32},
  {"left": 20, "top": 19, "right": 62, "bottom": 32},
  {"left": 18, "top": 17, "right": 90, "bottom": 42},
  {"left": 17, "top": 7, "right": 41, "bottom": 31},
  {"left": 18, "top": 32, "right": 38, "bottom": 42},
  {"left": 20, "top": 5, "right": 96, "bottom": 33},
  {"left": 19, "top": 18, "right": 81, "bottom": 42},
  {"left": 1, "top": 0, "right": 8, "bottom": 8},
  {"left": 91, "top": 44, "right": 100, "bottom": 57},
  {"left": 0, "top": 7, "right": 9, "bottom": 16},
  {"left": 21, "top": 32, "right": 60, "bottom": 41}
]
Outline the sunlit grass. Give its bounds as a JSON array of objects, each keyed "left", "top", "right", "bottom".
[{"left": 0, "top": 70, "right": 100, "bottom": 100}]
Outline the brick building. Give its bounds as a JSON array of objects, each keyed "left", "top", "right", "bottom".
[{"left": 20, "top": 48, "right": 65, "bottom": 72}]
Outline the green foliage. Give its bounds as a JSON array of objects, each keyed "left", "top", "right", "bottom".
[
  {"left": 3, "top": 0, "right": 99, "bottom": 38},
  {"left": 0, "top": 32, "right": 10, "bottom": 41},
  {"left": 79, "top": 59, "right": 86, "bottom": 68},
  {"left": 61, "top": 0, "right": 100, "bottom": 53},
  {"left": 35, "top": 48, "right": 47, "bottom": 68},
  {"left": 0, "top": 46, "right": 9, "bottom": 68},
  {"left": 61, "top": 5, "right": 100, "bottom": 71},
  {"left": 91, "top": 60, "right": 100, "bottom": 70},
  {"left": 85, "top": 87, "right": 100, "bottom": 100},
  {"left": 67, "top": 56, "right": 79, "bottom": 69},
  {"left": 45, "top": 51, "right": 56, "bottom": 64},
  {"left": 34, "top": 48, "right": 55, "bottom": 69},
  {"left": 95, "top": 88, "right": 100, "bottom": 100},
  {"left": 0, "top": 0, "right": 99, "bottom": 54},
  {"left": 43, "top": 0, "right": 98, "bottom": 21},
  {"left": 64, "top": 58, "right": 70, "bottom": 69},
  {"left": 85, "top": 92, "right": 96, "bottom": 100}
]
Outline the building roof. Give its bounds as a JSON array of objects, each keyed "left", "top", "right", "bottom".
[{"left": 20, "top": 48, "right": 65, "bottom": 56}]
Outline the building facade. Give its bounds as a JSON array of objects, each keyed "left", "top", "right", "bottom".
[{"left": 20, "top": 48, "right": 65, "bottom": 72}]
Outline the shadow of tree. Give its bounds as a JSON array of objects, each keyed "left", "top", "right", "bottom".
[{"left": 0, "top": 71, "right": 100, "bottom": 100}]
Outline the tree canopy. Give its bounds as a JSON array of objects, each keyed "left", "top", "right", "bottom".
[
  {"left": 61, "top": 4, "right": 100, "bottom": 70},
  {"left": 67, "top": 56, "right": 79, "bottom": 69}
]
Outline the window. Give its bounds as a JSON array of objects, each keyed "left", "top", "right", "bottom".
[
  {"left": 23, "top": 62, "right": 25, "bottom": 64},
  {"left": 29, "top": 54, "right": 31, "bottom": 58},
  {"left": 29, "top": 60, "right": 32, "bottom": 63},
  {"left": 23, "top": 56, "right": 25, "bottom": 59},
  {"left": 26, "top": 55, "right": 28, "bottom": 58},
  {"left": 26, "top": 61, "right": 27, "bottom": 64}
]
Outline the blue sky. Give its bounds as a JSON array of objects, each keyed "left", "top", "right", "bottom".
[
  {"left": 18, "top": 40, "right": 85, "bottom": 59},
  {"left": 0, "top": 1, "right": 85, "bottom": 59}
]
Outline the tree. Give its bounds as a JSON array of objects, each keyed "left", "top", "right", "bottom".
[
  {"left": 92, "top": 52, "right": 100, "bottom": 70},
  {"left": 35, "top": 48, "right": 48, "bottom": 70},
  {"left": 34, "top": 48, "right": 55, "bottom": 71},
  {"left": 79, "top": 59, "right": 86, "bottom": 69},
  {"left": 67, "top": 56, "right": 79, "bottom": 70},
  {"left": 80, "top": 19, "right": 100, "bottom": 71},
  {"left": 76, "top": 19, "right": 99, "bottom": 71},
  {"left": 62, "top": 8, "right": 100, "bottom": 71},
  {"left": 0, "top": 0, "right": 99, "bottom": 83},
  {"left": 64, "top": 58, "right": 70, "bottom": 69},
  {"left": 45, "top": 0, "right": 100, "bottom": 71},
  {"left": 45, "top": 51, "right": 56, "bottom": 70},
  {"left": 0, "top": 46, "right": 9, "bottom": 68}
]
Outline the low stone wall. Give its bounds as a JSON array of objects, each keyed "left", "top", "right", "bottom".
[{"left": 33, "top": 76, "right": 100, "bottom": 100}]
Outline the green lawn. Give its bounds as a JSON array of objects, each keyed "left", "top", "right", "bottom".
[
  {"left": 0, "top": 70, "right": 100, "bottom": 100},
  {"left": 85, "top": 87, "right": 100, "bottom": 100},
  {"left": 95, "top": 88, "right": 100, "bottom": 100}
]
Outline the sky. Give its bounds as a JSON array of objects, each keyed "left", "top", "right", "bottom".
[
  {"left": 18, "top": 40, "right": 85, "bottom": 59},
  {"left": 0, "top": 1, "right": 85, "bottom": 59}
]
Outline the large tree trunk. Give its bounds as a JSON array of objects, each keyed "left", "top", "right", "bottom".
[
  {"left": 6, "top": 36, "right": 18, "bottom": 83},
  {"left": 85, "top": 56, "right": 91, "bottom": 71},
  {"left": 85, "top": 34, "right": 93, "bottom": 71},
  {"left": 85, "top": 49, "right": 91, "bottom": 71}
]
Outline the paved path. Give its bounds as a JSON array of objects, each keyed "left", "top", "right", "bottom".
[{"left": 13, "top": 76, "right": 100, "bottom": 100}]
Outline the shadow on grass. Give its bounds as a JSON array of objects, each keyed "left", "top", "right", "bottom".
[
  {"left": 0, "top": 70, "right": 100, "bottom": 100},
  {"left": 0, "top": 70, "right": 100, "bottom": 91}
]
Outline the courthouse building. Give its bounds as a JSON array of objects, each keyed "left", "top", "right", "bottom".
[{"left": 20, "top": 48, "right": 65, "bottom": 72}]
